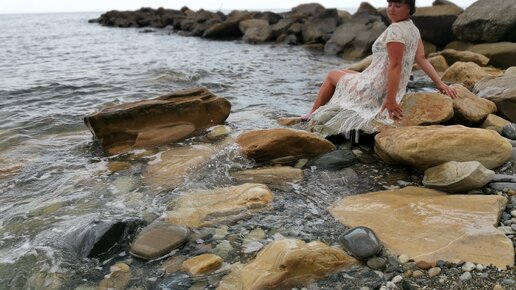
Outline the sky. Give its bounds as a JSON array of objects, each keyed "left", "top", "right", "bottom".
[{"left": 0, "top": 0, "right": 477, "bottom": 14}]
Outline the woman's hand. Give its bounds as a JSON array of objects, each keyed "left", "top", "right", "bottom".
[
  {"left": 437, "top": 82, "right": 458, "bottom": 99},
  {"left": 381, "top": 99, "right": 403, "bottom": 120}
]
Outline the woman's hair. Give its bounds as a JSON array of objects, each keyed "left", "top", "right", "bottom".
[{"left": 387, "top": 0, "right": 416, "bottom": 15}]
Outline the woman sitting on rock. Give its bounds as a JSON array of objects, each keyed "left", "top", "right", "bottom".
[{"left": 304, "top": 0, "right": 458, "bottom": 137}]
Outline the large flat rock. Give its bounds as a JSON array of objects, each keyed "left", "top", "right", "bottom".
[
  {"left": 450, "top": 84, "right": 497, "bottom": 123},
  {"left": 217, "top": 239, "right": 359, "bottom": 290},
  {"left": 374, "top": 125, "right": 512, "bottom": 170},
  {"left": 165, "top": 183, "right": 273, "bottom": 227},
  {"left": 84, "top": 87, "right": 231, "bottom": 155},
  {"left": 329, "top": 186, "right": 513, "bottom": 268},
  {"left": 396, "top": 92, "right": 453, "bottom": 126}
]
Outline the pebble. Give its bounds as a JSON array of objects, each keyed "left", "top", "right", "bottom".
[
  {"left": 511, "top": 210, "right": 516, "bottom": 217},
  {"left": 498, "top": 226, "right": 516, "bottom": 234},
  {"left": 428, "top": 267, "right": 441, "bottom": 277},
  {"left": 460, "top": 272, "right": 472, "bottom": 281},
  {"left": 415, "top": 260, "right": 432, "bottom": 270},
  {"left": 412, "top": 270, "right": 425, "bottom": 278},
  {"left": 386, "top": 281, "right": 396, "bottom": 289},
  {"left": 402, "top": 262, "right": 416, "bottom": 272},
  {"left": 398, "top": 254, "right": 410, "bottom": 264},
  {"left": 367, "top": 257, "right": 387, "bottom": 270},
  {"left": 512, "top": 224, "right": 516, "bottom": 231},
  {"left": 462, "top": 262, "right": 476, "bottom": 272},
  {"left": 502, "top": 279, "right": 515, "bottom": 286},
  {"left": 493, "top": 284, "right": 505, "bottom": 290},
  {"left": 403, "top": 270, "right": 412, "bottom": 278},
  {"left": 392, "top": 275, "right": 403, "bottom": 283},
  {"left": 338, "top": 226, "right": 382, "bottom": 260},
  {"left": 476, "top": 264, "right": 485, "bottom": 271}
]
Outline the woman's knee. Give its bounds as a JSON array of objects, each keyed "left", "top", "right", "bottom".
[{"left": 326, "top": 70, "right": 345, "bottom": 86}]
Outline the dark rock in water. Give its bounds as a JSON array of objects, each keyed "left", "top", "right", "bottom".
[
  {"left": 307, "top": 149, "right": 358, "bottom": 170},
  {"left": 503, "top": 123, "right": 516, "bottom": 140},
  {"left": 338, "top": 226, "right": 382, "bottom": 260},
  {"left": 130, "top": 221, "right": 190, "bottom": 260},
  {"left": 87, "top": 220, "right": 144, "bottom": 260}
]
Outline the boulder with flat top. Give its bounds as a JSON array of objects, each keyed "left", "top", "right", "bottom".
[{"left": 84, "top": 87, "right": 231, "bottom": 155}]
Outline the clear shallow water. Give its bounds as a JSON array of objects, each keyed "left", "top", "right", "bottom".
[{"left": 0, "top": 12, "right": 393, "bottom": 289}]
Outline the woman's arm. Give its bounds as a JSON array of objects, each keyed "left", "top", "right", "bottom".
[
  {"left": 381, "top": 42, "right": 405, "bottom": 120},
  {"left": 414, "top": 39, "right": 458, "bottom": 98}
]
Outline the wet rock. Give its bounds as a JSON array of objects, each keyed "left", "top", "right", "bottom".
[
  {"left": 206, "top": 125, "right": 231, "bottom": 140},
  {"left": 202, "top": 11, "right": 251, "bottom": 39},
  {"left": 130, "top": 222, "right": 190, "bottom": 260},
  {"left": 239, "top": 19, "right": 271, "bottom": 43},
  {"left": 0, "top": 161, "right": 23, "bottom": 179},
  {"left": 412, "top": 4, "right": 463, "bottom": 47},
  {"left": 503, "top": 123, "right": 516, "bottom": 139},
  {"left": 367, "top": 257, "right": 387, "bottom": 270},
  {"left": 165, "top": 183, "right": 273, "bottom": 227},
  {"left": 429, "top": 49, "right": 489, "bottom": 66},
  {"left": 338, "top": 226, "right": 382, "bottom": 261},
  {"left": 306, "top": 149, "right": 358, "bottom": 170},
  {"left": 143, "top": 144, "right": 217, "bottom": 189},
  {"left": 302, "top": 9, "right": 339, "bottom": 43},
  {"left": 481, "top": 114, "right": 511, "bottom": 133},
  {"left": 277, "top": 116, "right": 303, "bottom": 126},
  {"left": 474, "top": 73, "right": 516, "bottom": 122},
  {"left": 422, "top": 161, "right": 495, "bottom": 193},
  {"left": 211, "top": 240, "right": 234, "bottom": 260},
  {"left": 84, "top": 87, "right": 231, "bottom": 155},
  {"left": 374, "top": 125, "right": 513, "bottom": 170},
  {"left": 324, "top": 20, "right": 386, "bottom": 59},
  {"left": 230, "top": 166, "right": 303, "bottom": 190},
  {"left": 107, "top": 161, "right": 131, "bottom": 172},
  {"left": 25, "top": 272, "right": 66, "bottom": 290},
  {"left": 236, "top": 128, "right": 335, "bottom": 162},
  {"left": 441, "top": 61, "right": 490, "bottom": 89},
  {"left": 99, "top": 263, "right": 131, "bottom": 290},
  {"left": 243, "top": 241, "right": 264, "bottom": 254},
  {"left": 217, "top": 239, "right": 359, "bottom": 290},
  {"left": 452, "top": 0, "right": 516, "bottom": 43},
  {"left": 329, "top": 186, "right": 514, "bottom": 268},
  {"left": 164, "top": 255, "right": 187, "bottom": 273},
  {"left": 450, "top": 84, "right": 497, "bottom": 124},
  {"left": 181, "top": 253, "right": 223, "bottom": 276},
  {"left": 396, "top": 92, "right": 454, "bottom": 126}
]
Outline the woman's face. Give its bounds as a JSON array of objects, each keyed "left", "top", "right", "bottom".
[{"left": 387, "top": 1, "right": 410, "bottom": 22}]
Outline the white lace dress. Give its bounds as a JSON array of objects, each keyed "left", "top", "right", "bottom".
[{"left": 310, "top": 19, "right": 421, "bottom": 136}]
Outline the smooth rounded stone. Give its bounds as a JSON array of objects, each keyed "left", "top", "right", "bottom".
[
  {"left": 392, "top": 275, "right": 403, "bottom": 283},
  {"left": 461, "top": 261, "right": 476, "bottom": 272},
  {"left": 512, "top": 224, "right": 516, "bottom": 231},
  {"left": 367, "top": 257, "right": 387, "bottom": 270},
  {"left": 25, "top": 272, "right": 66, "bottom": 290},
  {"left": 338, "top": 226, "right": 382, "bottom": 261},
  {"left": 429, "top": 49, "right": 489, "bottom": 66},
  {"left": 206, "top": 125, "right": 231, "bottom": 140},
  {"left": 428, "top": 267, "right": 441, "bottom": 277},
  {"left": 493, "top": 284, "right": 505, "bottom": 290},
  {"left": 412, "top": 270, "right": 425, "bottom": 278},
  {"left": 236, "top": 128, "right": 336, "bottom": 162},
  {"left": 476, "top": 264, "right": 485, "bottom": 271},
  {"left": 482, "top": 115, "right": 511, "bottom": 133},
  {"left": 403, "top": 270, "right": 413, "bottom": 278},
  {"left": 84, "top": 87, "right": 231, "bottom": 155},
  {"left": 497, "top": 226, "right": 516, "bottom": 234},
  {"left": 512, "top": 210, "right": 516, "bottom": 217},
  {"left": 503, "top": 123, "right": 516, "bottom": 139},
  {"left": 165, "top": 183, "right": 273, "bottom": 227},
  {"left": 415, "top": 260, "right": 432, "bottom": 270},
  {"left": 374, "top": 125, "right": 513, "bottom": 170},
  {"left": 422, "top": 161, "right": 495, "bottom": 193},
  {"left": 130, "top": 222, "right": 190, "bottom": 260},
  {"left": 346, "top": 55, "right": 373, "bottom": 72},
  {"left": 502, "top": 279, "right": 515, "bottom": 286},
  {"left": 460, "top": 272, "right": 472, "bottom": 281},
  {"left": 450, "top": 84, "right": 497, "bottom": 124},
  {"left": 473, "top": 73, "right": 516, "bottom": 122},
  {"left": 181, "top": 253, "right": 223, "bottom": 276},
  {"left": 230, "top": 166, "right": 303, "bottom": 190},
  {"left": 211, "top": 240, "right": 234, "bottom": 260},
  {"left": 306, "top": 149, "right": 358, "bottom": 170},
  {"left": 217, "top": 239, "right": 360, "bottom": 290},
  {"left": 441, "top": 61, "right": 490, "bottom": 89},
  {"left": 385, "top": 281, "right": 396, "bottom": 289},
  {"left": 395, "top": 92, "right": 453, "bottom": 127},
  {"left": 402, "top": 262, "right": 417, "bottom": 272},
  {"left": 329, "top": 186, "right": 514, "bottom": 268},
  {"left": 243, "top": 241, "right": 264, "bottom": 254},
  {"left": 398, "top": 254, "right": 410, "bottom": 264},
  {"left": 99, "top": 263, "right": 131, "bottom": 290}
]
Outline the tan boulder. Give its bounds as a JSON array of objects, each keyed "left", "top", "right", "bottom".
[
  {"left": 473, "top": 74, "right": 516, "bottom": 122},
  {"left": 481, "top": 114, "right": 511, "bottom": 133},
  {"left": 374, "top": 125, "right": 512, "bottom": 170},
  {"left": 130, "top": 222, "right": 190, "bottom": 260},
  {"left": 450, "top": 84, "right": 497, "bottom": 123},
  {"left": 165, "top": 183, "right": 273, "bottom": 227},
  {"left": 346, "top": 55, "right": 373, "bottom": 72},
  {"left": 143, "top": 144, "right": 216, "bottom": 189},
  {"left": 441, "top": 61, "right": 490, "bottom": 89},
  {"left": 217, "top": 239, "right": 359, "bottom": 290},
  {"left": 84, "top": 87, "right": 231, "bottom": 155},
  {"left": 396, "top": 92, "right": 453, "bottom": 126},
  {"left": 469, "top": 42, "right": 516, "bottom": 69},
  {"left": 422, "top": 161, "right": 495, "bottom": 193},
  {"left": 230, "top": 166, "right": 303, "bottom": 190},
  {"left": 236, "top": 128, "right": 335, "bottom": 162},
  {"left": 413, "top": 55, "right": 449, "bottom": 72},
  {"left": 182, "top": 253, "right": 224, "bottom": 276},
  {"left": 429, "top": 49, "right": 489, "bottom": 66},
  {"left": 329, "top": 186, "right": 513, "bottom": 268}
]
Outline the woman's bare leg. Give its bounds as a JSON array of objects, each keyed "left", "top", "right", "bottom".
[{"left": 304, "top": 69, "right": 359, "bottom": 119}]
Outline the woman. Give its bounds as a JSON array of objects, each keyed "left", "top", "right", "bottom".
[{"left": 304, "top": 0, "right": 458, "bottom": 136}]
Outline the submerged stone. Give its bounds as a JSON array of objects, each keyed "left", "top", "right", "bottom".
[
  {"left": 217, "top": 239, "right": 359, "bottom": 290},
  {"left": 338, "top": 226, "right": 382, "bottom": 261},
  {"left": 329, "top": 186, "right": 514, "bottom": 268},
  {"left": 307, "top": 149, "right": 358, "bottom": 170},
  {"left": 130, "top": 221, "right": 190, "bottom": 260},
  {"left": 230, "top": 166, "right": 303, "bottom": 190}
]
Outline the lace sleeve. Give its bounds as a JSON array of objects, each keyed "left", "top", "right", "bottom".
[{"left": 385, "top": 24, "right": 405, "bottom": 44}]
